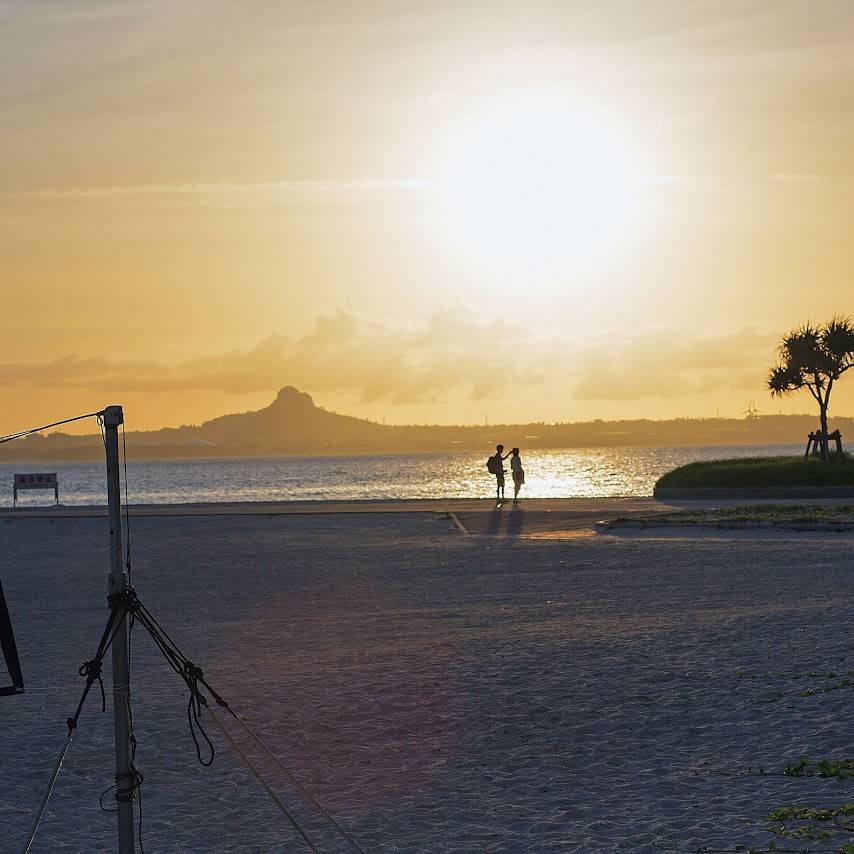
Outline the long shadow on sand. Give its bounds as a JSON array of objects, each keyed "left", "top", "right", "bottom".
[
  {"left": 485, "top": 507, "right": 503, "bottom": 536},
  {"left": 482, "top": 505, "right": 526, "bottom": 538},
  {"left": 507, "top": 505, "right": 525, "bottom": 538}
]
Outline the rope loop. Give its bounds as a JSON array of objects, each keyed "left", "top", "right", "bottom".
[
  {"left": 183, "top": 661, "right": 205, "bottom": 683},
  {"left": 30, "top": 582, "right": 365, "bottom": 854},
  {"left": 181, "top": 660, "right": 215, "bottom": 765},
  {"left": 78, "top": 658, "right": 102, "bottom": 680},
  {"left": 78, "top": 658, "right": 106, "bottom": 712},
  {"left": 107, "top": 586, "right": 138, "bottom": 613},
  {"left": 114, "top": 767, "right": 144, "bottom": 804}
]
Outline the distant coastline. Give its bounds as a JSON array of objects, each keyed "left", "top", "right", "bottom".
[{"left": 1, "top": 386, "right": 847, "bottom": 462}]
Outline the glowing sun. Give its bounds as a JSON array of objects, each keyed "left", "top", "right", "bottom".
[{"left": 437, "top": 95, "right": 643, "bottom": 273}]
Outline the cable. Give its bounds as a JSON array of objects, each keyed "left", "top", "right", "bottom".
[
  {"left": 26, "top": 584, "right": 365, "bottom": 854},
  {"left": 97, "top": 412, "right": 107, "bottom": 450},
  {"left": 65, "top": 600, "right": 129, "bottom": 731},
  {"left": 22, "top": 594, "right": 133, "bottom": 854},
  {"left": 222, "top": 709, "right": 367, "bottom": 853},
  {"left": 21, "top": 731, "right": 74, "bottom": 854},
  {"left": 0, "top": 411, "right": 103, "bottom": 445},
  {"left": 205, "top": 706, "right": 322, "bottom": 854},
  {"left": 128, "top": 601, "right": 216, "bottom": 765},
  {"left": 127, "top": 595, "right": 366, "bottom": 851}
]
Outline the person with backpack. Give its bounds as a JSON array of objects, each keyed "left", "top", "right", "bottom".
[{"left": 487, "top": 444, "right": 510, "bottom": 504}]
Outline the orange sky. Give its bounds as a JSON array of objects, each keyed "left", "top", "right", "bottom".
[{"left": 3, "top": 1, "right": 854, "bottom": 434}]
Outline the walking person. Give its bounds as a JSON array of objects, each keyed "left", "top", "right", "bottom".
[
  {"left": 510, "top": 447, "right": 525, "bottom": 503},
  {"left": 487, "top": 444, "right": 510, "bottom": 505}
]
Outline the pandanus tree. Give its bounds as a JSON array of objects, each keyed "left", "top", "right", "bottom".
[{"left": 768, "top": 316, "right": 854, "bottom": 460}]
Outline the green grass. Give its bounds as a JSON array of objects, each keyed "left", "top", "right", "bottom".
[{"left": 655, "top": 453, "right": 854, "bottom": 490}]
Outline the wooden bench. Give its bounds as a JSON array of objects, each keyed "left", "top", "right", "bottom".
[
  {"left": 13, "top": 472, "right": 59, "bottom": 507},
  {"left": 804, "top": 430, "right": 843, "bottom": 459}
]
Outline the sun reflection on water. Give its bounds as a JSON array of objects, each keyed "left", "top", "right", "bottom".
[{"left": 2, "top": 445, "right": 802, "bottom": 506}]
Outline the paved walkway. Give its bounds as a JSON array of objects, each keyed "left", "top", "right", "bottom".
[{"left": 4, "top": 495, "right": 852, "bottom": 540}]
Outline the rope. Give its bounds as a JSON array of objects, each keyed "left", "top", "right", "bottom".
[
  {"left": 97, "top": 412, "right": 107, "bottom": 450},
  {"left": 23, "top": 588, "right": 142, "bottom": 854},
  {"left": 185, "top": 663, "right": 216, "bottom": 766},
  {"left": 65, "top": 595, "right": 131, "bottom": 734},
  {"left": 128, "top": 600, "right": 217, "bottom": 765},
  {"left": 99, "top": 761, "right": 145, "bottom": 853},
  {"left": 0, "top": 411, "right": 103, "bottom": 445},
  {"left": 124, "top": 591, "right": 144, "bottom": 851},
  {"left": 21, "top": 731, "right": 74, "bottom": 854},
  {"left": 22, "top": 575, "right": 364, "bottom": 854},
  {"left": 205, "top": 705, "right": 322, "bottom": 854},
  {"left": 222, "top": 709, "right": 367, "bottom": 853},
  {"left": 126, "top": 594, "right": 366, "bottom": 852},
  {"left": 121, "top": 420, "right": 133, "bottom": 579}
]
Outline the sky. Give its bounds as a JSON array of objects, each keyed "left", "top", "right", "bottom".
[{"left": 3, "top": 0, "right": 854, "bottom": 433}]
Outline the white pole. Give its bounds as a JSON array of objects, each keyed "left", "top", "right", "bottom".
[{"left": 103, "top": 405, "right": 135, "bottom": 853}]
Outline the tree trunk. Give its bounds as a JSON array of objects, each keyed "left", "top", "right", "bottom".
[{"left": 819, "top": 404, "right": 829, "bottom": 461}]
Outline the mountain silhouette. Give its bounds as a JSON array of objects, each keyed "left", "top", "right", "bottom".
[
  {"left": 2, "top": 384, "right": 851, "bottom": 461},
  {"left": 192, "top": 386, "right": 388, "bottom": 446}
]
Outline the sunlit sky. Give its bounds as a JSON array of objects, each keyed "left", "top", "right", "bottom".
[{"left": 3, "top": 0, "right": 854, "bottom": 433}]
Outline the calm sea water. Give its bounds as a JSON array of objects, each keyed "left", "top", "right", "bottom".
[{"left": 1, "top": 445, "right": 802, "bottom": 507}]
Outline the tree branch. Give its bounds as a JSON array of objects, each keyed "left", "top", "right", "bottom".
[
  {"left": 824, "top": 377, "right": 834, "bottom": 410},
  {"left": 806, "top": 382, "right": 822, "bottom": 405}
]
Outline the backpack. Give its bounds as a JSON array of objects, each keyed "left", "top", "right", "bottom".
[{"left": 486, "top": 455, "right": 500, "bottom": 474}]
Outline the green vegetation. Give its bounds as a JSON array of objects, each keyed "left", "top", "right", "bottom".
[
  {"left": 763, "top": 804, "right": 854, "bottom": 848},
  {"left": 767, "top": 804, "right": 854, "bottom": 824},
  {"left": 783, "top": 758, "right": 854, "bottom": 780},
  {"left": 661, "top": 670, "right": 854, "bottom": 854},
  {"left": 768, "top": 316, "right": 854, "bottom": 461},
  {"left": 733, "top": 669, "right": 854, "bottom": 696},
  {"left": 604, "top": 503, "right": 854, "bottom": 529},
  {"left": 654, "top": 454, "right": 854, "bottom": 490},
  {"left": 800, "top": 677, "right": 853, "bottom": 697}
]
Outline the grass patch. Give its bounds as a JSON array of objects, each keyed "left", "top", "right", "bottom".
[
  {"left": 603, "top": 503, "right": 854, "bottom": 529},
  {"left": 655, "top": 453, "right": 854, "bottom": 490}
]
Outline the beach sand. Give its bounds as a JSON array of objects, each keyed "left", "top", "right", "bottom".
[{"left": 1, "top": 500, "right": 852, "bottom": 852}]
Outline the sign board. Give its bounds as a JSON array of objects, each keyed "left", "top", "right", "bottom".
[{"left": 13, "top": 472, "right": 59, "bottom": 506}]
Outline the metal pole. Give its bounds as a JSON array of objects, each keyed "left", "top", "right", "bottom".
[{"left": 103, "top": 405, "right": 135, "bottom": 853}]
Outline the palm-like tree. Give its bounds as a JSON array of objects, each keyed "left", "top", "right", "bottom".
[{"left": 768, "top": 316, "right": 854, "bottom": 460}]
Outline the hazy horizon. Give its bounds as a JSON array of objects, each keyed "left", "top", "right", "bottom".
[
  {"left": 3, "top": 383, "right": 837, "bottom": 442},
  {"left": 4, "top": 1, "right": 854, "bottom": 433}
]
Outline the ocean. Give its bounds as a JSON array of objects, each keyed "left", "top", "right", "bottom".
[{"left": 1, "top": 444, "right": 803, "bottom": 507}]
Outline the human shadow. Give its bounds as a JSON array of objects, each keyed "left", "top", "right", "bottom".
[
  {"left": 486, "top": 506, "right": 503, "bottom": 536},
  {"left": 507, "top": 504, "right": 525, "bottom": 539}
]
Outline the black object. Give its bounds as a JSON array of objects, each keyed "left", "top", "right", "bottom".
[{"left": 0, "top": 576, "right": 24, "bottom": 695}]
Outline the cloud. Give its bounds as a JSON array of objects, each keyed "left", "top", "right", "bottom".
[
  {"left": 0, "top": 309, "right": 542, "bottom": 404},
  {"left": 271, "top": 307, "right": 541, "bottom": 404},
  {"left": 573, "top": 328, "right": 777, "bottom": 401},
  {"left": 769, "top": 173, "right": 825, "bottom": 185},
  {"left": 0, "top": 312, "right": 778, "bottom": 408},
  {"left": 17, "top": 173, "right": 831, "bottom": 207},
  {"left": 9, "top": 178, "right": 429, "bottom": 202}
]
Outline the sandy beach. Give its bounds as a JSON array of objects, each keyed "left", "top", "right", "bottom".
[{"left": 1, "top": 499, "right": 852, "bottom": 853}]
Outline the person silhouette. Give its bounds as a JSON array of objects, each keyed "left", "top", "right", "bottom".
[
  {"left": 510, "top": 447, "right": 525, "bottom": 503},
  {"left": 490, "top": 444, "right": 510, "bottom": 505}
]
